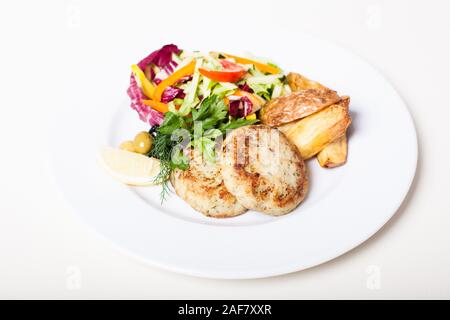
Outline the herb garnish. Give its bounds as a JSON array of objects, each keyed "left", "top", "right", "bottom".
[{"left": 149, "top": 95, "right": 259, "bottom": 202}]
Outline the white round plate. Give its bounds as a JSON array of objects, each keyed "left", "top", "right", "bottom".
[{"left": 51, "top": 33, "right": 417, "bottom": 279}]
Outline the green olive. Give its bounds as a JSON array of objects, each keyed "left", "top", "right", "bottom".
[
  {"left": 119, "top": 140, "right": 136, "bottom": 152},
  {"left": 133, "top": 131, "right": 153, "bottom": 154}
]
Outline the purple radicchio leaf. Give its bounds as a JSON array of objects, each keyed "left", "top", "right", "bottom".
[
  {"left": 127, "top": 75, "right": 164, "bottom": 126},
  {"left": 137, "top": 44, "right": 181, "bottom": 79},
  {"left": 175, "top": 75, "right": 193, "bottom": 85},
  {"left": 161, "top": 86, "right": 186, "bottom": 103},
  {"left": 228, "top": 96, "right": 253, "bottom": 118},
  {"left": 238, "top": 82, "right": 254, "bottom": 93}
]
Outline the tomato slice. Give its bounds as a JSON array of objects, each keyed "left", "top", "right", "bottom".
[
  {"left": 221, "top": 53, "right": 280, "bottom": 74},
  {"left": 199, "top": 60, "right": 246, "bottom": 83}
]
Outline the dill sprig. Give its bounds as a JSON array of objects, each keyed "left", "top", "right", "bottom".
[
  {"left": 153, "top": 159, "right": 172, "bottom": 203},
  {"left": 149, "top": 131, "right": 176, "bottom": 203}
]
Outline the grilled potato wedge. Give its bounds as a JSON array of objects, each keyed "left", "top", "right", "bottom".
[
  {"left": 317, "top": 135, "right": 348, "bottom": 168},
  {"left": 278, "top": 97, "right": 351, "bottom": 160},
  {"left": 260, "top": 88, "right": 341, "bottom": 127},
  {"left": 287, "top": 72, "right": 329, "bottom": 91},
  {"left": 284, "top": 72, "right": 351, "bottom": 165}
]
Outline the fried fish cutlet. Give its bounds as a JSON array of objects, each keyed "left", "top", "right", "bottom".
[
  {"left": 220, "top": 125, "right": 308, "bottom": 216},
  {"left": 171, "top": 151, "right": 247, "bottom": 218}
]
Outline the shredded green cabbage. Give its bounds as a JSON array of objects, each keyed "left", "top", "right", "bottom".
[
  {"left": 212, "top": 82, "right": 238, "bottom": 96},
  {"left": 177, "top": 58, "right": 203, "bottom": 116},
  {"left": 246, "top": 74, "right": 284, "bottom": 85},
  {"left": 271, "top": 83, "right": 283, "bottom": 99}
]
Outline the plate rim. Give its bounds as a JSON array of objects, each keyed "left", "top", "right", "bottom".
[{"left": 52, "top": 33, "right": 418, "bottom": 279}]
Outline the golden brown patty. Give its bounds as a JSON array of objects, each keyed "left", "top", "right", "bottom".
[
  {"left": 220, "top": 125, "right": 308, "bottom": 216},
  {"left": 170, "top": 152, "right": 247, "bottom": 218},
  {"left": 260, "top": 88, "right": 341, "bottom": 127}
]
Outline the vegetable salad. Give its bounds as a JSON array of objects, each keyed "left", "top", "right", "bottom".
[{"left": 126, "top": 44, "right": 291, "bottom": 200}]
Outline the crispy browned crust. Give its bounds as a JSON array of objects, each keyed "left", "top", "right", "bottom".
[
  {"left": 171, "top": 152, "right": 247, "bottom": 218},
  {"left": 287, "top": 72, "right": 329, "bottom": 91},
  {"left": 220, "top": 125, "right": 308, "bottom": 216},
  {"left": 260, "top": 88, "right": 341, "bottom": 127},
  {"left": 278, "top": 97, "right": 351, "bottom": 160},
  {"left": 286, "top": 73, "right": 351, "bottom": 167}
]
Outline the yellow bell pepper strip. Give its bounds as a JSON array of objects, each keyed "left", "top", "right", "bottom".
[
  {"left": 211, "top": 52, "right": 281, "bottom": 75},
  {"left": 131, "top": 64, "right": 156, "bottom": 98},
  {"left": 153, "top": 59, "right": 196, "bottom": 102},
  {"left": 142, "top": 99, "right": 169, "bottom": 113}
]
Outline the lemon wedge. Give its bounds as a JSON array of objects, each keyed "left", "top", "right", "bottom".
[{"left": 98, "top": 147, "right": 161, "bottom": 186}]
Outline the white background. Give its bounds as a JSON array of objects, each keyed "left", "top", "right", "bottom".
[{"left": 1, "top": 0, "right": 449, "bottom": 299}]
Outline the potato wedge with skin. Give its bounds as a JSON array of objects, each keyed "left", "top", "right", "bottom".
[
  {"left": 317, "top": 135, "right": 348, "bottom": 168},
  {"left": 287, "top": 72, "right": 329, "bottom": 91},
  {"left": 285, "top": 72, "right": 351, "bottom": 166},
  {"left": 260, "top": 88, "right": 341, "bottom": 127},
  {"left": 278, "top": 97, "right": 351, "bottom": 160}
]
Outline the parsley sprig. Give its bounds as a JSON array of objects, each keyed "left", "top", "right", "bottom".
[{"left": 149, "top": 95, "right": 259, "bottom": 202}]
